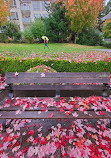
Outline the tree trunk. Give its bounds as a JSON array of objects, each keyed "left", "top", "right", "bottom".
[
  {"left": 74, "top": 34, "right": 76, "bottom": 44},
  {"left": 74, "top": 33, "right": 78, "bottom": 44}
]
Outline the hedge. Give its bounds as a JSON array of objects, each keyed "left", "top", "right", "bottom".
[{"left": 0, "top": 57, "right": 111, "bottom": 75}]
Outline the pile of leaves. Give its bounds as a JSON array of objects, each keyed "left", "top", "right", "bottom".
[
  {"left": 0, "top": 96, "right": 111, "bottom": 158},
  {"left": 26, "top": 65, "right": 57, "bottom": 73}
]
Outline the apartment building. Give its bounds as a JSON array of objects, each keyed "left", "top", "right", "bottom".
[{"left": 9, "top": 0, "right": 54, "bottom": 31}]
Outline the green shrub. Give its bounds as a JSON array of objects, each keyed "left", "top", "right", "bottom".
[
  {"left": 77, "top": 28, "right": 103, "bottom": 46},
  {"left": 101, "top": 41, "right": 111, "bottom": 48},
  {"left": 0, "top": 33, "right": 8, "bottom": 43},
  {"left": 2, "top": 21, "right": 22, "bottom": 41},
  {"left": 31, "top": 18, "right": 46, "bottom": 41},
  {"left": 23, "top": 27, "right": 34, "bottom": 43},
  {"left": 0, "top": 58, "right": 110, "bottom": 76}
]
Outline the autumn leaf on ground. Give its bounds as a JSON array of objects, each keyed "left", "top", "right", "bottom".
[
  {"left": 14, "top": 72, "right": 19, "bottom": 77},
  {"left": 72, "top": 112, "right": 78, "bottom": 117},
  {"left": 41, "top": 73, "right": 45, "bottom": 77},
  {"left": 100, "top": 111, "right": 105, "bottom": 115},
  {"left": 48, "top": 113, "right": 53, "bottom": 118}
]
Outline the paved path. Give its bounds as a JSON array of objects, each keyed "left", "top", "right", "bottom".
[{"left": 93, "top": 49, "right": 111, "bottom": 52}]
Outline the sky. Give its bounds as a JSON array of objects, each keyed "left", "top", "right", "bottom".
[{"left": 105, "top": 0, "right": 110, "bottom": 5}]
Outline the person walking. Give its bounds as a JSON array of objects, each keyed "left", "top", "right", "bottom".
[{"left": 44, "top": 38, "right": 49, "bottom": 50}]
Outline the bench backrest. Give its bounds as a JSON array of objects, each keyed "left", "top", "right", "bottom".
[{"left": 5, "top": 72, "right": 110, "bottom": 84}]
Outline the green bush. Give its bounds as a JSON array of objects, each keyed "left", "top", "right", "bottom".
[
  {"left": 0, "top": 33, "right": 8, "bottom": 43},
  {"left": 2, "top": 21, "right": 22, "bottom": 41},
  {"left": 23, "top": 27, "right": 34, "bottom": 43},
  {"left": 31, "top": 18, "right": 46, "bottom": 41},
  {"left": 77, "top": 28, "right": 103, "bottom": 46},
  {"left": 0, "top": 58, "right": 110, "bottom": 75},
  {"left": 101, "top": 41, "right": 111, "bottom": 48}
]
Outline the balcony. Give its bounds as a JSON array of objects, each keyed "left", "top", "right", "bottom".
[
  {"left": 22, "top": 17, "right": 31, "bottom": 24},
  {"left": 21, "top": 5, "right": 30, "bottom": 11},
  {"left": 21, "top": 5, "right": 30, "bottom": 16},
  {"left": 21, "top": 0, "right": 31, "bottom": 2}
]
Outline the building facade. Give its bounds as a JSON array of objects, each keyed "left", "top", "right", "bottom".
[{"left": 9, "top": 0, "right": 54, "bottom": 31}]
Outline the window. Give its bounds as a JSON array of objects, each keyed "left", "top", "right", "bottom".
[
  {"left": 42, "top": 1, "right": 46, "bottom": 11},
  {"left": 10, "top": 0, "right": 16, "bottom": 7},
  {"left": 34, "top": 14, "right": 41, "bottom": 19},
  {"left": 42, "top": 1, "right": 50, "bottom": 11},
  {"left": 32, "top": 1, "right": 40, "bottom": 11},
  {"left": 42, "top": 14, "right": 48, "bottom": 18},
  {"left": 9, "top": 12, "right": 18, "bottom": 20}
]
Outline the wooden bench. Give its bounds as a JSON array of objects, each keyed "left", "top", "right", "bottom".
[{"left": 0, "top": 72, "right": 111, "bottom": 131}]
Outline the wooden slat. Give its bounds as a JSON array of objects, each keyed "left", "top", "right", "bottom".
[
  {"left": 0, "top": 89, "right": 9, "bottom": 102},
  {"left": 0, "top": 111, "right": 110, "bottom": 119},
  {"left": 0, "top": 107, "right": 108, "bottom": 111},
  {"left": 5, "top": 78, "right": 110, "bottom": 84},
  {"left": 12, "top": 85, "right": 104, "bottom": 91},
  {"left": 6, "top": 72, "right": 110, "bottom": 78}
]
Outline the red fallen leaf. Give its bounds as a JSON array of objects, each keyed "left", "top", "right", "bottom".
[
  {"left": 27, "top": 130, "right": 34, "bottom": 135},
  {"left": 75, "top": 104, "right": 80, "bottom": 108},
  {"left": 6, "top": 99, "right": 11, "bottom": 104},
  {"left": 22, "top": 146, "right": 28, "bottom": 154},
  {"left": 60, "top": 108, "right": 65, "bottom": 112},
  {"left": 65, "top": 111, "right": 71, "bottom": 116},
  {"left": 48, "top": 112, "right": 53, "bottom": 118},
  {"left": 71, "top": 135, "right": 75, "bottom": 139},
  {"left": 7, "top": 136, "right": 13, "bottom": 141},
  {"left": 69, "top": 108, "right": 73, "bottom": 112},
  {"left": 8, "top": 143, "right": 12, "bottom": 148},
  {"left": 40, "top": 137, "right": 47, "bottom": 145},
  {"left": 14, "top": 135, "right": 19, "bottom": 139},
  {"left": 26, "top": 125, "right": 30, "bottom": 129},
  {"left": 100, "top": 111, "right": 105, "bottom": 115},
  {"left": 34, "top": 138, "right": 39, "bottom": 144},
  {"left": 39, "top": 123, "right": 43, "bottom": 127},
  {"left": 42, "top": 108, "right": 47, "bottom": 112},
  {"left": 0, "top": 144, "right": 2, "bottom": 148},
  {"left": 33, "top": 123, "right": 36, "bottom": 126},
  {"left": 89, "top": 124, "right": 93, "bottom": 128},
  {"left": 26, "top": 103, "right": 31, "bottom": 108},
  {"left": 77, "top": 127, "right": 82, "bottom": 132}
]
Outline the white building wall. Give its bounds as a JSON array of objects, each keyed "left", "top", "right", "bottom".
[{"left": 10, "top": 0, "right": 51, "bottom": 31}]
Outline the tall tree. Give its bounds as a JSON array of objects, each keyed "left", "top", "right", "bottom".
[
  {"left": 0, "top": 0, "right": 12, "bottom": 27},
  {"left": 55, "top": 0, "right": 105, "bottom": 43},
  {"left": 44, "top": 1, "right": 69, "bottom": 42}
]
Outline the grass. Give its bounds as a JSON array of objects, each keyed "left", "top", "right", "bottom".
[{"left": 0, "top": 43, "right": 108, "bottom": 58}]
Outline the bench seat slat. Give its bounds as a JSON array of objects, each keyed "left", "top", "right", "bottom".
[
  {"left": 6, "top": 72, "right": 110, "bottom": 78},
  {"left": 12, "top": 85, "right": 105, "bottom": 90},
  {"left": 0, "top": 107, "right": 108, "bottom": 111},
  {"left": 0, "top": 111, "right": 110, "bottom": 119},
  {"left": 6, "top": 78, "right": 110, "bottom": 84}
]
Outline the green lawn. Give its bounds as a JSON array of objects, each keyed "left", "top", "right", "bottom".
[{"left": 0, "top": 43, "right": 107, "bottom": 58}]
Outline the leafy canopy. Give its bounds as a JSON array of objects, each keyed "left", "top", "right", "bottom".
[
  {"left": 102, "top": 19, "right": 111, "bottom": 39},
  {"left": 44, "top": 1, "right": 69, "bottom": 42},
  {"left": 0, "top": 0, "right": 12, "bottom": 26},
  {"left": 55, "top": 0, "right": 105, "bottom": 34},
  {"left": 31, "top": 18, "right": 46, "bottom": 39}
]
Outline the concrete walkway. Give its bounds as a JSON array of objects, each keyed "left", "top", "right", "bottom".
[{"left": 93, "top": 49, "right": 111, "bottom": 53}]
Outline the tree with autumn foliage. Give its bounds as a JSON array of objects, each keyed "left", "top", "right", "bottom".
[
  {"left": 0, "top": 0, "right": 12, "bottom": 27},
  {"left": 54, "top": 0, "right": 105, "bottom": 43},
  {"left": 102, "top": 19, "right": 111, "bottom": 39}
]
